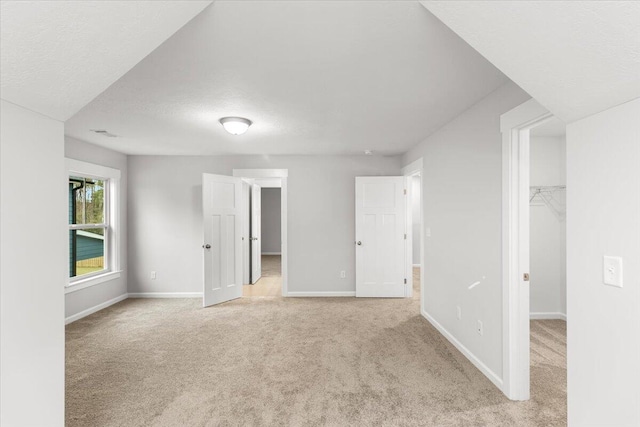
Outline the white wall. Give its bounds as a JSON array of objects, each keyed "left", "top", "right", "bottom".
[
  {"left": 64, "top": 136, "right": 128, "bottom": 320},
  {"left": 260, "top": 188, "right": 281, "bottom": 254},
  {"left": 412, "top": 175, "right": 421, "bottom": 265},
  {"left": 127, "top": 155, "right": 401, "bottom": 295},
  {"left": 529, "top": 136, "right": 566, "bottom": 316},
  {"left": 566, "top": 98, "right": 640, "bottom": 427},
  {"left": 402, "top": 81, "right": 531, "bottom": 382},
  {"left": 0, "top": 100, "right": 66, "bottom": 426}
]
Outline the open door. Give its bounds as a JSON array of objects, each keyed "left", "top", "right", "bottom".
[
  {"left": 251, "top": 183, "right": 262, "bottom": 283},
  {"left": 355, "top": 176, "right": 406, "bottom": 297},
  {"left": 202, "top": 173, "right": 243, "bottom": 307}
]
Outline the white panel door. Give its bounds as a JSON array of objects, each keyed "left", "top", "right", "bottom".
[
  {"left": 355, "top": 176, "right": 406, "bottom": 297},
  {"left": 202, "top": 173, "right": 243, "bottom": 307},
  {"left": 251, "top": 183, "right": 262, "bottom": 284}
]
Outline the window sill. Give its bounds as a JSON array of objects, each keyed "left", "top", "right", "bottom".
[{"left": 65, "top": 270, "right": 122, "bottom": 294}]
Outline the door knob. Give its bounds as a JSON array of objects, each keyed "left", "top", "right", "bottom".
[
  {"left": 357, "top": 241, "right": 362, "bottom": 245},
  {"left": 203, "top": 244, "right": 211, "bottom": 249}
]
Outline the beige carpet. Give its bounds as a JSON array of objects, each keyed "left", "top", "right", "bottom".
[
  {"left": 66, "top": 270, "right": 566, "bottom": 426},
  {"left": 260, "top": 255, "right": 281, "bottom": 277}
]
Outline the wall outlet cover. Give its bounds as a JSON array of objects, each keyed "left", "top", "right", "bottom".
[{"left": 603, "top": 256, "right": 623, "bottom": 288}]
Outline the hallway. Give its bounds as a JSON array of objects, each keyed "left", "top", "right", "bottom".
[{"left": 243, "top": 255, "right": 282, "bottom": 297}]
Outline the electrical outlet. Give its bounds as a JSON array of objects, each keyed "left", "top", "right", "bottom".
[
  {"left": 151, "top": 271, "right": 156, "bottom": 280},
  {"left": 340, "top": 271, "right": 346, "bottom": 279},
  {"left": 477, "top": 320, "right": 483, "bottom": 336},
  {"left": 456, "top": 306, "right": 461, "bottom": 320},
  {"left": 603, "top": 256, "right": 623, "bottom": 288}
]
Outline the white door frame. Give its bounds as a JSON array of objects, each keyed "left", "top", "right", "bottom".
[
  {"left": 402, "top": 158, "right": 424, "bottom": 302},
  {"left": 233, "top": 169, "right": 288, "bottom": 297},
  {"left": 500, "top": 99, "right": 554, "bottom": 400},
  {"left": 241, "top": 180, "right": 251, "bottom": 285},
  {"left": 250, "top": 183, "right": 262, "bottom": 284}
]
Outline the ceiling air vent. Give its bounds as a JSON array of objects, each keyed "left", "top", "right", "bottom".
[{"left": 90, "top": 129, "right": 119, "bottom": 138}]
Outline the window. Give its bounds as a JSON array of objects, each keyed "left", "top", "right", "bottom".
[
  {"left": 69, "top": 176, "right": 107, "bottom": 278},
  {"left": 67, "top": 159, "right": 120, "bottom": 290}
]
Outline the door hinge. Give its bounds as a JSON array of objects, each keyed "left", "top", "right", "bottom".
[
  {"left": 404, "top": 278, "right": 407, "bottom": 284},
  {"left": 404, "top": 189, "right": 407, "bottom": 195},
  {"left": 404, "top": 233, "right": 407, "bottom": 240}
]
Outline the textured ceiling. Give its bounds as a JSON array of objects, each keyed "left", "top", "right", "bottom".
[
  {"left": 421, "top": 1, "right": 640, "bottom": 123},
  {"left": 65, "top": 1, "right": 508, "bottom": 155},
  {"left": 0, "top": 1, "right": 212, "bottom": 121}
]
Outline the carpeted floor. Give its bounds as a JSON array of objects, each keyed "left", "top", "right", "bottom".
[
  {"left": 260, "top": 255, "right": 281, "bottom": 277},
  {"left": 66, "top": 270, "right": 566, "bottom": 426}
]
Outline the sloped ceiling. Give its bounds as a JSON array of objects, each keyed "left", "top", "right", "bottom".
[
  {"left": 0, "top": 1, "right": 212, "bottom": 121},
  {"left": 422, "top": 1, "right": 640, "bottom": 123},
  {"left": 65, "top": 1, "right": 508, "bottom": 155}
]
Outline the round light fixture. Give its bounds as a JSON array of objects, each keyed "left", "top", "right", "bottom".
[{"left": 219, "top": 117, "right": 252, "bottom": 135}]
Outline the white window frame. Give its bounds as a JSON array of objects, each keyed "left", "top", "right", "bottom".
[{"left": 66, "top": 159, "right": 121, "bottom": 293}]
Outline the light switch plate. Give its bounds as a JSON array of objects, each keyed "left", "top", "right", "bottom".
[{"left": 603, "top": 256, "right": 623, "bottom": 288}]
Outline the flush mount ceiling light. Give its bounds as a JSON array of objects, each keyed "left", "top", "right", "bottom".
[
  {"left": 364, "top": 150, "right": 373, "bottom": 155},
  {"left": 219, "top": 117, "right": 252, "bottom": 135}
]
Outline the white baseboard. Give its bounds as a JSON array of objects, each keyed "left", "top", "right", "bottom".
[
  {"left": 262, "top": 252, "right": 281, "bottom": 255},
  {"left": 128, "top": 292, "right": 202, "bottom": 298},
  {"left": 65, "top": 293, "right": 128, "bottom": 325},
  {"left": 287, "top": 291, "right": 356, "bottom": 297},
  {"left": 530, "top": 312, "right": 567, "bottom": 320},
  {"left": 421, "top": 309, "right": 504, "bottom": 392}
]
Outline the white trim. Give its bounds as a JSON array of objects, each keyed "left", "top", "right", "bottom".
[
  {"left": 67, "top": 158, "right": 121, "bottom": 180},
  {"left": 530, "top": 312, "right": 567, "bottom": 321},
  {"left": 423, "top": 309, "right": 503, "bottom": 391},
  {"left": 501, "top": 99, "right": 554, "bottom": 401},
  {"left": 65, "top": 293, "right": 128, "bottom": 324},
  {"left": 253, "top": 178, "right": 282, "bottom": 188},
  {"left": 232, "top": 169, "right": 288, "bottom": 178},
  {"left": 65, "top": 270, "right": 122, "bottom": 294},
  {"left": 287, "top": 291, "right": 355, "bottom": 297},
  {"left": 128, "top": 292, "right": 202, "bottom": 298},
  {"left": 401, "top": 158, "right": 423, "bottom": 176},
  {"left": 281, "top": 177, "right": 288, "bottom": 296},
  {"left": 403, "top": 158, "right": 424, "bottom": 302},
  {"left": 262, "top": 252, "right": 281, "bottom": 255},
  {"left": 67, "top": 158, "right": 121, "bottom": 288}
]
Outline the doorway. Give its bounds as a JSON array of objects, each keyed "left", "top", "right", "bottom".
[
  {"left": 403, "top": 158, "right": 424, "bottom": 308},
  {"left": 201, "top": 169, "right": 288, "bottom": 307},
  {"left": 528, "top": 117, "right": 568, "bottom": 403},
  {"left": 243, "top": 178, "right": 283, "bottom": 297},
  {"left": 234, "top": 169, "right": 288, "bottom": 298},
  {"left": 501, "top": 99, "right": 567, "bottom": 401}
]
